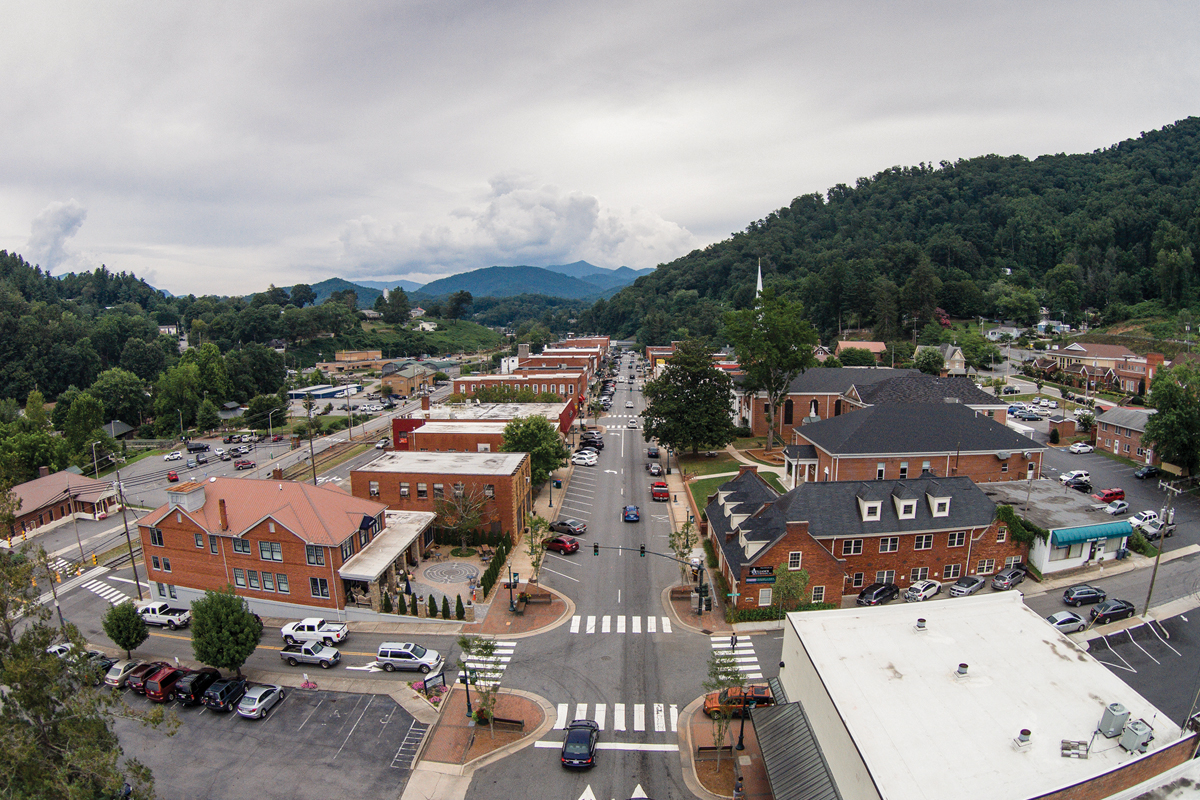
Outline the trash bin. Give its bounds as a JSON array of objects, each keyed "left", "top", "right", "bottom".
[{"left": 553, "top": 479, "right": 562, "bottom": 488}]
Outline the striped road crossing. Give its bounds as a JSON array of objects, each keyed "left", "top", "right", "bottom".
[
  {"left": 569, "top": 615, "right": 673, "bottom": 634},
  {"left": 82, "top": 579, "right": 133, "bottom": 606},
  {"left": 462, "top": 640, "right": 516, "bottom": 688},
  {"left": 710, "top": 634, "right": 763, "bottom": 679},
  {"left": 552, "top": 702, "right": 679, "bottom": 733}
]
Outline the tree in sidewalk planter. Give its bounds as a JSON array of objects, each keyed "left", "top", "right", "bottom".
[
  {"left": 102, "top": 599, "right": 149, "bottom": 659},
  {"left": 641, "top": 338, "right": 739, "bottom": 457},
  {"left": 723, "top": 288, "right": 818, "bottom": 451},
  {"left": 435, "top": 485, "right": 490, "bottom": 553},
  {"left": 456, "top": 594, "right": 466, "bottom": 620},
  {"left": 669, "top": 519, "right": 700, "bottom": 584},
  {"left": 190, "top": 585, "right": 261, "bottom": 677},
  {"left": 410, "top": 593, "right": 419, "bottom": 616},
  {"left": 703, "top": 648, "right": 746, "bottom": 765},
  {"left": 524, "top": 514, "right": 550, "bottom": 582},
  {"left": 457, "top": 635, "right": 500, "bottom": 732},
  {"left": 442, "top": 595, "right": 452, "bottom": 619},
  {"left": 428, "top": 595, "right": 438, "bottom": 618}
]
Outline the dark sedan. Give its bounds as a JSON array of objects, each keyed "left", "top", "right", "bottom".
[
  {"left": 1091, "top": 599, "right": 1137, "bottom": 625},
  {"left": 550, "top": 519, "right": 587, "bottom": 536},
  {"left": 1134, "top": 465, "right": 1160, "bottom": 480},
  {"left": 561, "top": 719, "right": 599, "bottom": 768},
  {"left": 1062, "top": 584, "right": 1106, "bottom": 607},
  {"left": 1064, "top": 477, "right": 1092, "bottom": 493},
  {"left": 545, "top": 535, "right": 580, "bottom": 554},
  {"left": 622, "top": 505, "right": 640, "bottom": 522}
]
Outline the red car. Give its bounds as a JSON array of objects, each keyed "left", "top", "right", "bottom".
[
  {"left": 546, "top": 535, "right": 580, "bottom": 554},
  {"left": 234, "top": 460, "right": 256, "bottom": 470},
  {"left": 166, "top": 470, "right": 179, "bottom": 482},
  {"left": 651, "top": 482, "right": 669, "bottom": 501},
  {"left": 144, "top": 666, "right": 189, "bottom": 702},
  {"left": 1091, "top": 488, "right": 1125, "bottom": 504}
]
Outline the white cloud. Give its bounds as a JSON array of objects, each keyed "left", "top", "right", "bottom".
[{"left": 25, "top": 199, "right": 90, "bottom": 273}]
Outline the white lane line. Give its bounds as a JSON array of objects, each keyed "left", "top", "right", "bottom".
[
  {"left": 616, "top": 615, "right": 626, "bottom": 634},
  {"left": 633, "top": 704, "right": 645, "bottom": 732},
  {"left": 570, "top": 616, "right": 581, "bottom": 634},
  {"left": 653, "top": 703, "right": 666, "bottom": 732},
  {"left": 533, "top": 741, "right": 679, "bottom": 752},
  {"left": 602, "top": 615, "right": 611, "bottom": 633},
  {"left": 586, "top": 615, "right": 596, "bottom": 634},
  {"left": 614, "top": 703, "right": 626, "bottom": 731},
  {"left": 554, "top": 704, "right": 569, "bottom": 729},
  {"left": 632, "top": 616, "right": 641, "bottom": 634},
  {"left": 540, "top": 566, "right": 579, "bottom": 582},
  {"left": 595, "top": 704, "right": 606, "bottom": 730},
  {"left": 669, "top": 704, "right": 679, "bottom": 732},
  {"left": 662, "top": 617, "right": 672, "bottom": 633}
]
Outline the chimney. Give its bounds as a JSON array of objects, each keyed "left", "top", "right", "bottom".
[
  {"left": 219, "top": 498, "right": 229, "bottom": 531},
  {"left": 421, "top": 395, "right": 431, "bottom": 411},
  {"left": 38, "top": 465, "right": 50, "bottom": 478},
  {"left": 737, "top": 464, "right": 758, "bottom": 478},
  {"left": 518, "top": 343, "right": 530, "bottom": 359}
]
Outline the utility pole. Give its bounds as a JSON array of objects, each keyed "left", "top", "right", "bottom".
[
  {"left": 67, "top": 479, "right": 85, "bottom": 567},
  {"left": 113, "top": 470, "right": 144, "bottom": 600},
  {"left": 304, "top": 393, "right": 318, "bottom": 485},
  {"left": 1142, "top": 479, "right": 1183, "bottom": 616}
]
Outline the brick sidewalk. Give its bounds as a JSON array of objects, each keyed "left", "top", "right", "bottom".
[
  {"left": 688, "top": 705, "right": 773, "bottom": 799},
  {"left": 423, "top": 686, "right": 546, "bottom": 765},
  {"left": 464, "top": 586, "right": 568, "bottom": 636}
]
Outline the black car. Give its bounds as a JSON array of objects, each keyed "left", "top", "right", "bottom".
[
  {"left": 1091, "top": 599, "right": 1137, "bottom": 625},
  {"left": 1064, "top": 477, "right": 1092, "bottom": 493},
  {"left": 561, "top": 719, "right": 599, "bottom": 768},
  {"left": 647, "top": 446, "right": 660, "bottom": 459},
  {"left": 1062, "top": 584, "right": 1106, "bottom": 607},
  {"left": 856, "top": 583, "right": 899, "bottom": 606},
  {"left": 202, "top": 677, "right": 248, "bottom": 711},
  {"left": 86, "top": 653, "right": 119, "bottom": 685},
  {"left": 174, "top": 667, "right": 221, "bottom": 706},
  {"left": 550, "top": 519, "right": 587, "bottom": 536},
  {"left": 1134, "top": 465, "right": 1160, "bottom": 480},
  {"left": 579, "top": 439, "right": 603, "bottom": 450},
  {"left": 1002, "top": 386, "right": 1021, "bottom": 394}
]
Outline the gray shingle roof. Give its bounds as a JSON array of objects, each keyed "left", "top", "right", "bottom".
[
  {"left": 736, "top": 367, "right": 918, "bottom": 394},
  {"left": 1095, "top": 406, "right": 1155, "bottom": 432},
  {"left": 783, "top": 444, "right": 818, "bottom": 461},
  {"left": 854, "top": 376, "right": 1000, "bottom": 407},
  {"left": 755, "top": 702, "right": 843, "bottom": 800},
  {"left": 796, "top": 403, "right": 1043, "bottom": 455}
]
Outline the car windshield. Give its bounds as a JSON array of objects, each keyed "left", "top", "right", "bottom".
[
  {"left": 564, "top": 731, "right": 591, "bottom": 754},
  {"left": 409, "top": 645, "right": 427, "bottom": 658}
]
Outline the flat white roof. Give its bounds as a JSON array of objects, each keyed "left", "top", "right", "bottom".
[
  {"left": 358, "top": 451, "right": 527, "bottom": 476},
  {"left": 786, "top": 592, "right": 1182, "bottom": 800},
  {"left": 412, "top": 421, "right": 509, "bottom": 435}
]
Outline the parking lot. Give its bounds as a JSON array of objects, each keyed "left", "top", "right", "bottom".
[
  {"left": 1086, "top": 612, "right": 1200, "bottom": 728},
  {"left": 113, "top": 687, "right": 425, "bottom": 799}
]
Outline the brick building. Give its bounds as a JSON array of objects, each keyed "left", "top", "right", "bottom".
[
  {"left": 392, "top": 399, "right": 578, "bottom": 441},
  {"left": 136, "top": 477, "right": 436, "bottom": 616},
  {"left": 782, "top": 403, "right": 1044, "bottom": 488},
  {"left": 1093, "top": 407, "right": 1157, "bottom": 465},
  {"left": 736, "top": 367, "right": 917, "bottom": 440},
  {"left": 452, "top": 370, "right": 587, "bottom": 401},
  {"left": 8, "top": 468, "right": 119, "bottom": 538},
  {"left": 517, "top": 354, "right": 597, "bottom": 379},
  {"left": 350, "top": 451, "right": 532, "bottom": 538},
  {"left": 381, "top": 363, "right": 436, "bottom": 398},
  {"left": 400, "top": 421, "right": 509, "bottom": 453},
  {"left": 706, "top": 467, "right": 1024, "bottom": 608},
  {"left": 843, "top": 375, "right": 1006, "bottom": 422}
]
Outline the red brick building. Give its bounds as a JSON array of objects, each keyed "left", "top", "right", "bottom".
[
  {"left": 9, "top": 468, "right": 119, "bottom": 538},
  {"left": 452, "top": 370, "right": 587, "bottom": 401},
  {"left": 392, "top": 399, "right": 578, "bottom": 443},
  {"left": 399, "top": 421, "right": 509, "bottom": 453},
  {"left": 736, "top": 368, "right": 918, "bottom": 440},
  {"left": 136, "top": 478, "right": 435, "bottom": 616},
  {"left": 706, "top": 466, "right": 1025, "bottom": 608},
  {"left": 1093, "top": 407, "right": 1157, "bottom": 465},
  {"left": 350, "top": 451, "right": 532, "bottom": 538}
]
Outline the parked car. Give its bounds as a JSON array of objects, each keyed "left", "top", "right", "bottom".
[
  {"left": 550, "top": 519, "right": 587, "bottom": 536},
  {"left": 571, "top": 453, "right": 598, "bottom": 466},
  {"left": 281, "top": 618, "right": 348, "bottom": 646},
  {"left": 164, "top": 451, "right": 182, "bottom": 461},
  {"left": 376, "top": 642, "right": 441, "bottom": 673},
  {"left": 166, "top": 470, "right": 179, "bottom": 482},
  {"left": 104, "top": 659, "right": 143, "bottom": 688},
  {"left": 1002, "top": 385, "right": 1020, "bottom": 394},
  {"left": 233, "top": 459, "right": 256, "bottom": 470},
  {"left": 1047, "top": 611, "right": 1087, "bottom": 634},
  {"left": 1134, "top": 465, "right": 1160, "bottom": 480},
  {"left": 126, "top": 661, "right": 171, "bottom": 695},
  {"left": 185, "top": 458, "right": 197, "bottom": 469},
  {"left": 904, "top": 579, "right": 941, "bottom": 602},
  {"left": 1063, "top": 584, "right": 1106, "bottom": 606},
  {"left": 196, "top": 453, "right": 208, "bottom": 464},
  {"left": 376, "top": 438, "right": 390, "bottom": 449},
  {"left": 561, "top": 719, "right": 600, "bottom": 769},
  {"left": 856, "top": 583, "right": 900, "bottom": 606},
  {"left": 1060, "top": 469, "right": 1091, "bottom": 485},
  {"left": 144, "top": 666, "right": 189, "bottom": 702},
  {"left": 1014, "top": 410, "right": 1040, "bottom": 421},
  {"left": 1129, "top": 510, "right": 1160, "bottom": 530},
  {"left": 647, "top": 463, "right": 663, "bottom": 476},
  {"left": 203, "top": 677, "right": 248, "bottom": 712},
  {"left": 647, "top": 446, "right": 659, "bottom": 458},
  {"left": 1141, "top": 519, "right": 1176, "bottom": 541},
  {"left": 949, "top": 575, "right": 986, "bottom": 597},
  {"left": 1069, "top": 442, "right": 1095, "bottom": 454},
  {"left": 622, "top": 505, "right": 640, "bottom": 522},
  {"left": 1091, "top": 488, "right": 1125, "bottom": 504},
  {"left": 546, "top": 535, "right": 580, "bottom": 554},
  {"left": 137, "top": 600, "right": 191, "bottom": 630},
  {"left": 703, "top": 684, "right": 774, "bottom": 718},
  {"left": 1100, "top": 500, "right": 1129, "bottom": 515},
  {"left": 237, "top": 684, "right": 286, "bottom": 719},
  {"left": 650, "top": 482, "right": 670, "bottom": 501},
  {"left": 1064, "top": 477, "right": 1092, "bottom": 493},
  {"left": 1091, "top": 599, "right": 1137, "bottom": 625},
  {"left": 991, "top": 566, "right": 1027, "bottom": 591},
  {"left": 220, "top": 452, "right": 232, "bottom": 461},
  {"left": 280, "top": 641, "right": 340, "bottom": 668},
  {"left": 174, "top": 667, "right": 221, "bottom": 705}
]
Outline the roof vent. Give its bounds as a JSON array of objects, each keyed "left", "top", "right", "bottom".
[
  {"left": 955, "top": 663, "right": 969, "bottom": 679},
  {"left": 1012, "top": 729, "right": 1032, "bottom": 752},
  {"left": 914, "top": 618, "right": 927, "bottom": 633}
]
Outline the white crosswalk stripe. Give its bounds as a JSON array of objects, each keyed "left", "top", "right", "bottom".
[
  {"left": 462, "top": 641, "right": 516, "bottom": 688},
  {"left": 83, "top": 579, "right": 132, "bottom": 605},
  {"left": 710, "top": 634, "right": 763, "bottom": 679},
  {"left": 48, "top": 558, "right": 72, "bottom": 573},
  {"left": 552, "top": 702, "right": 679, "bottom": 734},
  {"left": 569, "top": 615, "right": 674, "bottom": 634}
]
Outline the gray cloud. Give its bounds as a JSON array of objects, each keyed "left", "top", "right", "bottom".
[{"left": 25, "top": 199, "right": 88, "bottom": 273}]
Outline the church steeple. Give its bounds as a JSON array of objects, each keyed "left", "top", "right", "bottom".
[{"left": 755, "top": 258, "right": 763, "bottom": 298}]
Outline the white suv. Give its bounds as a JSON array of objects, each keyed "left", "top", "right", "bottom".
[{"left": 1059, "top": 469, "right": 1090, "bottom": 484}]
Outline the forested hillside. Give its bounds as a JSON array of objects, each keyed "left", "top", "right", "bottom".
[{"left": 580, "top": 117, "right": 1200, "bottom": 344}]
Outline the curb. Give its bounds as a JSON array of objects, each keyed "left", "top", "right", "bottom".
[{"left": 677, "top": 695, "right": 728, "bottom": 800}]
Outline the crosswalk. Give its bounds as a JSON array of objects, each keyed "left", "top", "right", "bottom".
[
  {"left": 83, "top": 578, "right": 133, "bottom": 606},
  {"left": 710, "top": 634, "right": 763, "bottom": 679},
  {"left": 461, "top": 640, "right": 516, "bottom": 688},
  {"left": 569, "top": 615, "right": 673, "bottom": 634},
  {"left": 553, "top": 701, "right": 679, "bottom": 733},
  {"left": 47, "top": 558, "right": 73, "bottom": 573}
]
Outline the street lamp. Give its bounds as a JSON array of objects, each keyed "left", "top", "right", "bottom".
[
  {"left": 508, "top": 567, "right": 519, "bottom": 612},
  {"left": 177, "top": 408, "right": 184, "bottom": 441},
  {"left": 736, "top": 697, "right": 757, "bottom": 750},
  {"left": 459, "top": 668, "right": 475, "bottom": 717}
]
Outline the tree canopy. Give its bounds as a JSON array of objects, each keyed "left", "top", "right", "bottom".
[
  {"left": 641, "top": 339, "right": 738, "bottom": 455},
  {"left": 190, "top": 585, "right": 262, "bottom": 677},
  {"left": 500, "top": 415, "right": 569, "bottom": 486},
  {"left": 1143, "top": 363, "right": 1200, "bottom": 476}
]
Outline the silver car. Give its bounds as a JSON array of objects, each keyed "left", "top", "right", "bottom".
[
  {"left": 949, "top": 575, "right": 986, "bottom": 597},
  {"left": 377, "top": 642, "right": 441, "bottom": 673},
  {"left": 1046, "top": 611, "right": 1087, "bottom": 634},
  {"left": 236, "top": 684, "right": 285, "bottom": 719}
]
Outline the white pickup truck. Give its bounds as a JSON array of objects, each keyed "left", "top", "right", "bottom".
[
  {"left": 137, "top": 601, "right": 191, "bottom": 630},
  {"left": 280, "top": 618, "right": 348, "bottom": 646}
]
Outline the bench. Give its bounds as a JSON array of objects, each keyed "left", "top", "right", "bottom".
[
  {"left": 525, "top": 591, "right": 553, "bottom": 605},
  {"left": 670, "top": 586, "right": 694, "bottom": 600},
  {"left": 489, "top": 716, "right": 525, "bottom": 733},
  {"left": 695, "top": 745, "right": 734, "bottom": 761},
  {"left": 514, "top": 598, "right": 527, "bottom": 615}
]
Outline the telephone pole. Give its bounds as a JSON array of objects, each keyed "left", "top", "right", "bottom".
[{"left": 1142, "top": 478, "right": 1183, "bottom": 616}]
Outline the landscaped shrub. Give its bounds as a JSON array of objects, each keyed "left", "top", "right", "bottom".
[
  {"left": 456, "top": 594, "right": 465, "bottom": 620},
  {"left": 381, "top": 592, "right": 393, "bottom": 613},
  {"left": 409, "top": 593, "right": 419, "bottom": 616},
  {"left": 428, "top": 595, "right": 438, "bottom": 618}
]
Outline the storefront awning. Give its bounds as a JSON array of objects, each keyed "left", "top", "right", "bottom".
[
  {"left": 338, "top": 510, "right": 436, "bottom": 582},
  {"left": 1051, "top": 520, "right": 1131, "bottom": 547}
]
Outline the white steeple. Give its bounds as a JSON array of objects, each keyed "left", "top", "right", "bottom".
[{"left": 755, "top": 258, "right": 763, "bottom": 297}]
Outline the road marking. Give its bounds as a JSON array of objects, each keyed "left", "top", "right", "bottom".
[
  {"left": 575, "top": 702, "right": 588, "bottom": 721},
  {"left": 669, "top": 704, "right": 678, "bottom": 732},
  {"left": 653, "top": 703, "right": 665, "bottom": 731},
  {"left": 647, "top": 617, "right": 656, "bottom": 634},
  {"left": 616, "top": 615, "right": 626, "bottom": 633},
  {"left": 540, "top": 566, "right": 579, "bottom": 582},
  {"left": 632, "top": 616, "right": 641, "bottom": 634},
  {"left": 534, "top": 741, "right": 679, "bottom": 752},
  {"left": 633, "top": 704, "right": 645, "bottom": 731},
  {"left": 570, "top": 616, "right": 581, "bottom": 634},
  {"left": 601, "top": 615, "right": 611, "bottom": 633},
  {"left": 555, "top": 704, "right": 569, "bottom": 729},
  {"left": 595, "top": 703, "right": 606, "bottom": 730},
  {"left": 614, "top": 703, "right": 626, "bottom": 731},
  {"left": 662, "top": 618, "right": 672, "bottom": 633},
  {"left": 586, "top": 615, "right": 596, "bottom": 634}
]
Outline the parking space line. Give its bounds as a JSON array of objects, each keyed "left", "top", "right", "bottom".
[
  {"left": 1092, "top": 635, "right": 1137, "bottom": 673},
  {"left": 297, "top": 698, "right": 325, "bottom": 731},
  {"left": 1124, "top": 628, "right": 1160, "bottom": 665},
  {"left": 334, "top": 696, "right": 374, "bottom": 761},
  {"left": 1148, "top": 620, "right": 1182, "bottom": 656},
  {"left": 540, "top": 566, "right": 579, "bottom": 582}
]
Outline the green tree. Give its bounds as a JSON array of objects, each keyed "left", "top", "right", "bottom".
[
  {"left": 190, "top": 585, "right": 261, "bottom": 677},
  {"left": 669, "top": 519, "right": 700, "bottom": 584},
  {"left": 446, "top": 291, "right": 474, "bottom": 325},
  {"left": 837, "top": 347, "right": 876, "bottom": 366},
  {"left": 642, "top": 339, "right": 737, "bottom": 456},
  {"left": 772, "top": 568, "right": 811, "bottom": 612},
  {"left": 246, "top": 392, "right": 287, "bottom": 433},
  {"left": 913, "top": 348, "right": 945, "bottom": 375},
  {"left": 456, "top": 594, "right": 466, "bottom": 620},
  {"left": 102, "top": 600, "right": 150, "bottom": 659},
  {"left": 524, "top": 513, "right": 550, "bottom": 581},
  {"left": 1143, "top": 363, "right": 1200, "bottom": 476},
  {"left": 501, "top": 415, "right": 569, "bottom": 485},
  {"left": 377, "top": 287, "right": 412, "bottom": 324},
  {"left": 441, "top": 595, "right": 451, "bottom": 619},
  {"left": 196, "top": 398, "right": 221, "bottom": 433},
  {"left": 409, "top": 592, "right": 419, "bottom": 616},
  {"left": 120, "top": 337, "right": 168, "bottom": 382},
  {"left": 724, "top": 289, "right": 818, "bottom": 451},
  {"left": 456, "top": 635, "right": 500, "bottom": 730},
  {"left": 62, "top": 391, "right": 105, "bottom": 453},
  {"left": 428, "top": 594, "right": 438, "bottom": 618},
  {"left": 290, "top": 283, "right": 317, "bottom": 308},
  {"left": 435, "top": 485, "right": 490, "bottom": 551},
  {"left": 23, "top": 389, "right": 50, "bottom": 431},
  {"left": 154, "top": 362, "right": 202, "bottom": 435},
  {"left": 89, "top": 368, "right": 150, "bottom": 428}
]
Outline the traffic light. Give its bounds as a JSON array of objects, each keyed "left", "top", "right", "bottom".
[
  {"left": 593, "top": 542, "right": 599, "bottom": 556},
  {"left": 639, "top": 543, "right": 645, "bottom": 558}
]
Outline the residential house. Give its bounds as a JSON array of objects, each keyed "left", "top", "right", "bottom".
[
  {"left": 1093, "top": 407, "right": 1157, "bottom": 465},
  {"left": 381, "top": 363, "right": 436, "bottom": 398},
  {"left": 913, "top": 343, "right": 968, "bottom": 376},
  {"left": 137, "top": 477, "right": 434, "bottom": 615},
  {"left": 8, "top": 468, "right": 119, "bottom": 537},
  {"left": 834, "top": 341, "right": 887, "bottom": 361},
  {"left": 985, "top": 326, "right": 1022, "bottom": 342},
  {"left": 1046, "top": 342, "right": 1137, "bottom": 373},
  {"left": 782, "top": 403, "right": 1044, "bottom": 488},
  {"left": 410, "top": 307, "right": 426, "bottom": 318},
  {"left": 705, "top": 466, "right": 1022, "bottom": 608},
  {"left": 103, "top": 420, "right": 136, "bottom": 440},
  {"left": 416, "top": 321, "right": 437, "bottom": 332},
  {"left": 359, "top": 309, "right": 382, "bottom": 320}
]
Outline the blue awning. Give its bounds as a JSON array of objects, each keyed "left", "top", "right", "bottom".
[{"left": 1051, "top": 520, "right": 1131, "bottom": 547}]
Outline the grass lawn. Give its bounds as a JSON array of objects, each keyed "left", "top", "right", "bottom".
[
  {"left": 733, "top": 436, "right": 768, "bottom": 450},
  {"left": 677, "top": 454, "right": 737, "bottom": 477},
  {"left": 687, "top": 470, "right": 786, "bottom": 510}
]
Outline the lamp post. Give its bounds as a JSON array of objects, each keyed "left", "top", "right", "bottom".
[
  {"left": 460, "top": 668, "right": 474, "bottom": 717},
  {"left": 736, "top": 697, "right": 757, "bottom": 751},
  {"left": 508, "top": 566, "right": 518, "bottom": 612},
  {"left": 177, "top": 408, "right": 184, "bottom": 441}
]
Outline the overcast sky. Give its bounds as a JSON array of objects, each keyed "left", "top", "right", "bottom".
[{"left": 2, "top": 2, "right": 1197, "bottom": 296}]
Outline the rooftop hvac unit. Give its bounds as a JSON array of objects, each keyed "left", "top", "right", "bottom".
[
  {"left": 1099, "top": 703, "right": 1129, "bottom": 738},
  {"left": 1119, "top": 719, "right": 1153, "bottom": 753},
  {"left": 997, "top": 452, "right": 1011, "bottom": 461}
]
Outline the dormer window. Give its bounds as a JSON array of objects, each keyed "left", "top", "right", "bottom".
[
  {"left": 899, "top": 502, "right": 916, "bottom": 520},
  {"left": 863, "top": 502, "right": 880, "bottom": 521},
  {"left": 931, "top": 499, "right": 950, "bottom": 517}
]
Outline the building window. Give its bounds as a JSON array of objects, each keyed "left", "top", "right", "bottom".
[
  {"left": 485, "top": 484, "right": 495, "bottom": 498},
  {"left": 758, "top": 587, "right": 773, "bottom": 606},
  {"left": 879, "top": 537, "right": 899, "bottom": 553},
  {"left": 900, "top": 502, "right": 916, "bottom": 518},
  {"left": 276, "top": 574, "right": 290, "bottom": 593},
  {"left": 948, "top": 531, "right": 966, "bottom": 547},
  {"left": 156, "top": 582, "right": 166, "bottom": 597},
  {"left": 977, "top": 558, "right": 996, "bottom": 574},
  {"left": 842, "top": 539, "right": 863, "bottom": 556},
  {"left": 234, "top": 569, "right": 246, "bottom": 588},
  {"left": 914, "top": 534, "right": 933, "bottom": 550},
  {"left": 306, "top": 545, "right": 325, "bottom": 566},
  {"left": 209, "top": 534, "right": 219, "bottom": 554},
  {"left": 899, "top": 462, "right": 909, "bottom": 479},
  {"left": 341, "top": 539, "right": 353, "bottom": 561},
  {"left": 151, "top": 556, "right": 160, "bottom": 570},
  {"left": 259, "top": 541, "right": 283, "bottom": 562},
  {"left": 268, "top": 521, "right": 275, "bottom": 533},
  {"left": 1124, "top": 444, "right": 1131, "bottom": 453},
  {"left": 417, "top": 483, "right": 428, "bottom": 498},
  {"left": 248, "top": 570, "right": 260, "bottom": 589},
  {"left": 863, "top": 503, "right": 880, "bottom": 520},
  {"left": 852, "top": 572, "right": 864, "bottom": 587},
  {"left": 1001, "top": 462, "right": 1009, "bottom": 473},
  {"left": 1005, "top": 556, "right": 1023, "bottom": 568},
  {"left": 195, "top": 533, "right": 204, "bottom": 549},
  {"left": 876, "top": 463, "right": 885, "bottom": 480},
  {"left": 454, "top": 482, "right": 465, "bottom": 498},
  {"left": 162, "top": 558, "right": 171, "bottom": 573},
  {"left": 788, "top": 551, "right": 802, "bottom": 570},
  {"left": 310, "top": 577, "right": 330, "bottom": 599},
  {"left": 875, "top": 570, "right": 896, "bottom": 585},
  {"left": 811, "top": 586, "right": 825, "bottom": 603},
  {"left": 997, "top": 526, "right": 1007, "bottom": 543},
  {"left": 433, "top": 483, "right": 444, "bottom": 500},
  {"left": 942, "top": 563, "right": 962, "bottom": 580},
  {"left": 149, "top": 528, "right": 164, "bottom": 547},
  {"left": 168, "top": 584, "right": 177, "bottom": 599},
  {"left": 262, "top": 572, "right": 275, "bottom": 592},
  {"left": 233, "top": 539, "right": 250, "bottom": 555},
  {"left": 359, "top": 529, "right": 370, "bottom": 547},
  {"left": 922, "top": 461, "right": 931, "bottom": 473},
  {"left": 400, "top": 482, "right": 410, "bottom": 497},
  {"left": 910, "top": 567, "right": 929, "bottom": 582},
  {"left": 369, "top": 481, "right": 380, "bottom": 497}
]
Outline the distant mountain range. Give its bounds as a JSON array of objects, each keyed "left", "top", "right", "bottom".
[{"left": 303, "top": 262, "right": 653, "bottom": 307}]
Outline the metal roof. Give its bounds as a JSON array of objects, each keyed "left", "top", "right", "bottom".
[
  {"left": 1051, "top": 520, "right": 1132, "bottom": 546},
  {"left": 755, "top": 701, "right": 843, "bottom": 800}
]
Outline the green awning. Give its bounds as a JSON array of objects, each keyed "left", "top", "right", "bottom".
[{"left": 1051, "top": 521, "right": 1131, "bottom": 547}]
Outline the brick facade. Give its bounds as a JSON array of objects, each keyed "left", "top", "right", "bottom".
[
  {"left": 1094, "top": 416, "right": 1155, "bottom": 465},
  {"left": 453, "top": 371, "right": 587, "bottom": 401},
  {"left": 406, "top": 424, "right": 507, "bottom": 453},
  {"left": 805, "top": 450, "right": 1041, "bottom": 484}
]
